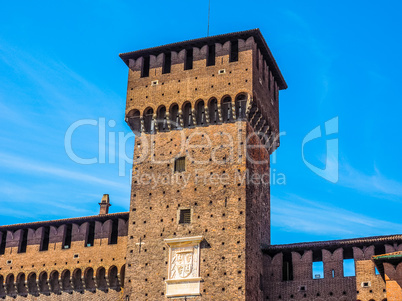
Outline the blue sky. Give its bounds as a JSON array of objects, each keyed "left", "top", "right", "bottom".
[{"left": 0, "top": 0, "right": 401, "bottom": 245}]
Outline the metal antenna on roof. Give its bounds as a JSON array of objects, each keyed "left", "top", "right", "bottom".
[{"left": 207, "top": 0, "right": 211, "bottom": 36}]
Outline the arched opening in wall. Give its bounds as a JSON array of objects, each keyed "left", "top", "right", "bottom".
[
  {"left": 84, "top": 268, "right": 96, "bottom": 292},
  {"left": 72, "top": 269, "right": 83, "bottom": 292},
  {"left": 0, "top": 275, "right": 5, "bottom": 297},
  {"left": 343, "top": 247, "right": 356, "bottom": 277},
  {"left": 182, "top": 102, "right": 193, "bottom": 128},
  {"left": 230, "top": 40, "right": 239, "bottom": 62},
  {"left": 27, "top": 273, "right": 37, "bottom": 295},
  {"left": 61, "top": 270, "right": 71, "bottom": 292},
  {"left": 282, "top": 252, "right": 293, "bottom": 281},
  {"left": 169, "top": 104, "right": 180, "bottom": 130},
  {"left": 207, "top": 44, "right": 215, "bottom": 66},
  {"left": 127, "top": 109, "right": 141, "bottom": 133},
  {"left": 6, "top": 274, "right": 16, "bottom": 296},
  {"left": 40, "top": 226, "right": 50, "bottom": 251},
  {"left": 221, "top": 96, "right": 233, "bottom": 123},
  {"left": 16, "top": 273, "right": 26, "bottom": 295},
  {"left": 108, "top": 266, "right": 119, "bottom": 290},
  {"left": 0, "top": 231, "right": 6, "bottom": 255},
  {"left": 49, "top": 271, "right": 60, "bottom": 294},
  {"left": 196, "top": 100, "right": 206, "bottom": 126},
  {"left": 157, "top": 106, "right": 168, "bottom": 132},
  {"left": 312, "top": 249, "right": 324, "bottom": 279},
  {"left": 62, "top": 224, "right": 72, "bottom": 249},
  {"left": 38, "top": 272, "right": 49, "bottom": 294},
  {"left": 85, "top": 221, "right": 95, "bottom": 247},
  {"left": 96, "top": 267, "right": 107, "bottom": 291},
  {"left": 109, "top": 219, "right": 119, "bottom": 245},
  {"left": 208, "top": 98, "right": 218, "bottom": 125},
  {"left": 235, "top": 94, "right": 248, "bottom": 120},
  {"left": 143, "top": 108, "right": 154, "bottom": 134},
  {"left": 120, "top": 265, "right": 126, "bottom": 288},
  {"left": 18, "top": 229, "right": 28, "bottom": 253}
]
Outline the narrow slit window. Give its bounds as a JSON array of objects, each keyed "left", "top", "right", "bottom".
[
  {"left": 109, "top": 219, "right": 118, "bottom": 245},
  {"left": 179, "top": 209, "right": 191, "bottom": 224},
  {"left": 141, "top": 56, "right": 150, "bottom": 78},
  {"left": 63, "top": 224, "right": 72, "bottom": 249},
  {"left": 174, "top": 157, "right": 186, "bottom": 173},
  {"left": 0, "top": 231, "right": 6, "bottom": 255},
  {"left": 230, "top": 40, "right": 238, "bottom": 62},
  {"left": 207, "top": 44, "right": 215, "bottom": 66},
  {"left": 86, "top": 222, "right": 95, "bottom": 247},
  {"left": 163, "top": 52, "right": 171, "bottom": 74},
  {"left": 185, "top": 48, "right": 193, "bottom": 70},
  {"left": 18, "top": 229, "right": 28, "bottom": 253},
  {"left": 40, "top": 226, "right": 50, "bottom": 251}
]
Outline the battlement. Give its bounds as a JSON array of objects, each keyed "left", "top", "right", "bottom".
[
  {"left": 0, "top": 212, "right": 129, "bottom": 298},
  {"left": 261, "top": 234, "right": 402, "bottom": 300}
]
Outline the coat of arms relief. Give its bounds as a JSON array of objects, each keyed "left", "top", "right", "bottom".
[{"left": 164, "top": 236, "right": 203, "bottom": 297}]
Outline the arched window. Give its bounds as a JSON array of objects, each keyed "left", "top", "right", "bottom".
[
  {"left": 235, "top": 94, "right": 248, "bottom": 120},
  {"left": 182, "top": 102, "right": 193, "bottom": 128},
  {"left": 108, "top": 266, "right": 119, "bottom": 290},
  {"left": 61, "top": 270, "right": 71, "bottom": 292},
  {"left": 196, "top": 100, "right": 206, "bottom": 126},
  {"left": 221, "top": 96, "right": 233, "bottom": 122},
  {"left": 16, "top": 273, "right": 26, "bottom": 295},
  {"left": 96, "top": 267, "right": 107, "bottom": 291},
  {"left": 27, "top": 273, "right": 38, "bottom": 295},
  {"left": 209, "top": 98, "right": 218, "bottom": 125},
  {"left": 84, "top": 268, "right": 96, "bottom": 291},
  {"left": 127, "top": 109, "right": 141, "bottom": 133},
  {"left": 38, "top": 272, "right": 48, "bottom": 293},
  {"left": 6, "top": 274, "right": 15, "bottom": 296},
  {"left": 157, "top": 106, "right": 167, "bottom": 132},
  {"left": 120, "top": 265, "right": 126, "bottom": 288},
  {"left": 49, "top": 271, "right": 60, "bottom": 294},
  {"left": 143, "top": 108, "right": 154, "bottom": 134},
  {"left": 72, "top": 269, "right": 83, "bottom": 291},
  {"left": 169, "top": 104, "right": 180, "bottom": 130}
]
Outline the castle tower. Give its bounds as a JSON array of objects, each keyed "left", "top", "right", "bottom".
[{"left": 119, "top": 29, "right": 287, "bottom": 300}]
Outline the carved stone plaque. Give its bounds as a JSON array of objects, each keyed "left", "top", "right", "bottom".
[{"left": 164, "top": 236, "right": 203, "bottom": 297}]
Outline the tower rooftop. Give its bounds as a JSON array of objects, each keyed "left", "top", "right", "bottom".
[{"left": 119, "top": 28, "right": 287, "bottom": 90}]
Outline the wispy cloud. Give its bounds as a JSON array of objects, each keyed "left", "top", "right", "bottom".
[
  {"left": 339, "top": 163, "right": 402, "bottom": 199},
  {"left": 271, "top": 194, "right": 402, "bottom": 237},
  {"left": 0, "top": 152, "right": 127, "bottom": 190}
]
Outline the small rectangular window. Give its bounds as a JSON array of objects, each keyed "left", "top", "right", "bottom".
[
  {"left": 163, "top": 52, "right": 171, "bottom": 74},
  {"left": 179, "top": 209, "right": 191, "bottom": 224},
  {"left": 141, "top": 56, "right": 150, "bottom": 78},
  {"left": 18, "top": 229, "right": 28, "bottom": 253},
  {"left": 207, "top": 44, "right": 215, "bottom": 66},
  {"left": 185, "top": 49, "right": 193, "bottom": 70},
  {"left": 174, "top": 157, "right": 186, "bottom": 173},
  {"left": 40, "top": 226, "right": 50, "bottom": 251},
  {"left": 230, "top": 40, "right": 238, "bottom": 62},
  {"left": 63, "top": 224, "right": 72, "bottom": 249}
]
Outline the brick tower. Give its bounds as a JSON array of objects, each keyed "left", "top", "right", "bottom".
[{"left": 119, "top": 29, "right": 287, "bottom": 300}]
